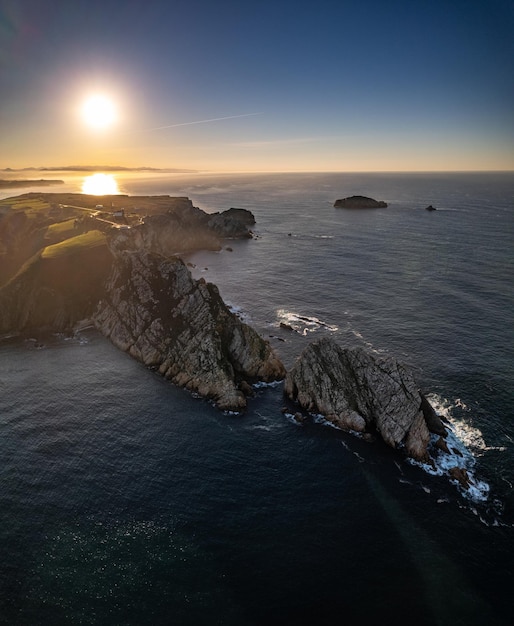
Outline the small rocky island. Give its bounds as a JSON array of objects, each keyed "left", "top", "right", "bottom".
[{"left": 334, "top": 195, "right": 388, "bottom": 208}]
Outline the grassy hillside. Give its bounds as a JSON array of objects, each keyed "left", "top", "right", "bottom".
[
  {"left": 42, "top": 230, "right": 106, "bottom": 259},
  {"left": 43, "top": 219, "right": 79, "bottom": 245},
  {"left": 0, "top": 229, "right": 112, "bottom": 333}
]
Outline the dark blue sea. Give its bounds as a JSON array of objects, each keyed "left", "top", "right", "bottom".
[{"left": 1, "top": 172, "right": 513, "bottom": 625}]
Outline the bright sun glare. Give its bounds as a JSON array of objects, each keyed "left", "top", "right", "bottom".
[
  {"left": 82, "top": 173, "right": 119, "bottom": 195},
  {"left": 81, "top": 95, "right": 117, "bottom": 129}
]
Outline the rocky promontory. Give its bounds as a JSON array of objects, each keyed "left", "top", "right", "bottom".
[
  {"left": 284, "top": 337, "right": 446, "bottom": 462},
  {"left": 0, "top": 193, "right": 284, "bottom": 411},
  {"left": 334, "top": 195, "right": 388, "bottom": 209},
  {"left": 135, "top": 200, "right": 255, "bottom": 254},
  {"left": 0, "top": 191, "right": 483, "bottom": 493},
  {"left": 94, "top": 231, "right": 285, "bottom": 411}
]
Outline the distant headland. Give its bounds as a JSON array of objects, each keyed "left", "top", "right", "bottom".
[
  {"left": 0, "top": 179, "right": 64, "bottom": 189},
  {"left": 0, "top": 165, "right": 198, "bottom": 173}
]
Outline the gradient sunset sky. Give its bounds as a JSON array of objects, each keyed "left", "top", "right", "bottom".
[{"left": 1, "top": 0, "right": 513, "bottom": 172}]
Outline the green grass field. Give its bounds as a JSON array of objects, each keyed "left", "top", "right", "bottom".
[
  {"left": 44, "top": 219, "right": 79, "bottom": 243},
  {"left": 41, "top": 230, "right": 107, "bottom": 259},
  {"left": 0, "top": 196, "right": 51, "bottom": 213}
]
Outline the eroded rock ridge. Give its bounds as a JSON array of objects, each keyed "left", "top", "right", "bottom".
[
  {"left": 94, "top": 233, "right": 285, "bottom": 410},
  {"left": 284, "top": 337, "right": 446, "bottom": 461}
]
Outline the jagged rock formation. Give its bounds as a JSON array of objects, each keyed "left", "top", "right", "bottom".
[
  {"left": 207, "top": 208, "right": 255, "bottom": 239},
  {"left": 284, "top": 337, "right": 446, "bottom": 461},
  {"left": 93, "top": 232, "right": 285, "bottom": 411},
  {"left": 334, "top": 195, "right": 388, "bottom": 208}
]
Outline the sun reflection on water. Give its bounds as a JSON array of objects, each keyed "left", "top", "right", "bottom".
[{"left": 82, "top": 173, "right": 120, "bottom": 195}]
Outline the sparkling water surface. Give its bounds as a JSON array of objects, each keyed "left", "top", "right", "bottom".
[{"left": 1, "top": 172, "right": 513, "bottom": 625}]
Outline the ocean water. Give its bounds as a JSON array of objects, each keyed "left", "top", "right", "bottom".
[{"left": 1, "top": 171, "right": 513, "bottom": 625}]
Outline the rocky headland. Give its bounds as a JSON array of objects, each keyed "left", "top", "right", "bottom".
[
  {"left": 0, "top": 193, "right": 283, "bottom": 411},
  {"left": 334, "top": 195, "right": 388, "bottom": 208},
  {"left": 94, "top": 231, "right": 285, "bottom": 410}
]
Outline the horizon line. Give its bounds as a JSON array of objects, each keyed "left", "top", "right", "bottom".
[{"left": 2, "top": 166, "right": 514, "bottom": 175}]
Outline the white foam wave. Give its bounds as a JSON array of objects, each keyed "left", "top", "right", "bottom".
[
  {"left": 346, "top": 326, "right": 382, "bottom": 353},
  {"left": 426, "top": 394, "right": 506, "bottom": 454},
  {"left": 282, "top": 412, "right": 305, "bottom": 426},
  {"left": 253, "top": 380, "right": 283, "bottom": 389},
  {"left": 228, "top": 303, "right": 251, "bottom": 323},
  {"left": 276, "top": 309, "right": 338, "bottom": 335},
  {"left": 408, "top": 393, "right": 492, "bottom": 502},
  {"left": 312, "top": 413, "right": 340, "bottom": 429}
]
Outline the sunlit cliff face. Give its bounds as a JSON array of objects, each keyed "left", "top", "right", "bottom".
[{"left": 82, "top": 173, "right": 119, "bottom": 195}]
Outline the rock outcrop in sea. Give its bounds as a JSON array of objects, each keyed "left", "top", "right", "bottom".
[
  {"left": 334, "top": 195, "right": 388, "bottom": 208},
  {"left": 94, "top": 230, "right": 285, "bottom": 411},
  {"left": 284, "top": 337, "right": 446, "bottom": 462}
]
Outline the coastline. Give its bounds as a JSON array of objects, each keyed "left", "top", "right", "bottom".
[{"left": 0, "top": 179, "right": 64, "bottom": 189}]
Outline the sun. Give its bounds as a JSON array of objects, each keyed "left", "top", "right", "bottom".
[
  {"left": 82, "top": 173, "right": 120, "bottom": 195},
  {"left": 81, "top": 94, "right": 117, "bottom": 130}
]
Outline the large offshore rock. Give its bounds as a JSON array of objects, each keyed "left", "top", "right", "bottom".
[
  {"left": 284, "top": 337, "right": 443, "bottom": 461},
  {"left": 334, "top": 195, "right": 388, "bottom": 208},
  {"left": 93, "top": 242, "right": 285, "bottom": 411}
]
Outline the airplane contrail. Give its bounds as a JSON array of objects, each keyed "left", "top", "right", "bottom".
[{"left": 147, "top": 112, "right": 263, "bottom": 131}]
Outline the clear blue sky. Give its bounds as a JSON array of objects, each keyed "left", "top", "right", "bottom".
[{"left": 1, "top": 0, "right": 513, "bottom": 171}]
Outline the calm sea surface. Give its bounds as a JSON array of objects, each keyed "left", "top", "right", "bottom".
[{"left": 1, "top": 172, "right": 513, "bottom": 624}]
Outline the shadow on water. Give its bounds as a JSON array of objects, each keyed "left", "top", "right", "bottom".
[{"left": 362, "top": 468, "right": 507, "bottom": 626}]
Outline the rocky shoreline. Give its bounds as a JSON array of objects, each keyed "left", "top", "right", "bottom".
[{"left": 0, "top": 192, "right": 473, "bottom": 488}]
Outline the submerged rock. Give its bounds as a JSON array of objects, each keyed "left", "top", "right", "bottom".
[
  {"left": 334, "top": 196, "right": 388, "bottom": 209},
  {"left": 284, "top": 337, "right": 445, "bottom": 462}
]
